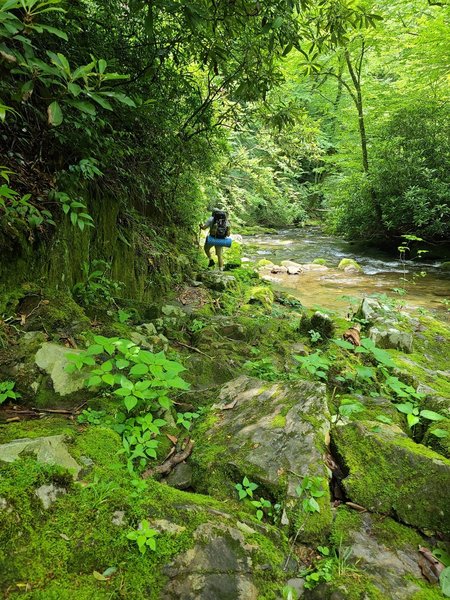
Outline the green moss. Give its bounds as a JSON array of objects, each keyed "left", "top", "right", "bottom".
[
  {"left": 0, "top": 416, "right": 75, "bottom": 444},
  {"left": 244, "top": 285, "right": 275, "bottom": 311},
  {"left": 424, "top": 420, "right": 450, "bottom": 458},
  {"left": 333, "top": 421, "right": 450, "bottom": 533},
  {"left": 328, "top": 573, "right": 386, "bottom": 600},
  {"left": 337, "top": 259, "right": 362, "bottom": 272},
  {"left": 370, "top": 515, "right": 423, "bottom": 550},
  {"left": 294, "top": 491, "right": 333, "bottom": 545},
  {"left": 270, "top": 414, "right": 286, "bottom": 428},
  {"left": 331, "top": 506, "right": 364, "bottom": 546}
]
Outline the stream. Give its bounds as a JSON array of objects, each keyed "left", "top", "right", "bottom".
[{"left": 242, "top": 228, "right": 450, "bottom": 314}]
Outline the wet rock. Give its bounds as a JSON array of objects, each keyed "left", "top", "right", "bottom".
[
  {"left": 35, "top": 483, "right": 67, "bottom": 509},
  {"left": 166, "top": 462, "right": 193, "bottom": 490},
  {"left": 333, "top": 421, "right": 450, "bottom": 533},
  {"left": 287, "top": 266, "right": 302, "bottom": 275},
  {"left": 270, "top": 265, "right": 288, "bottom": 274},
  {"left": 34, "top": 343, "right": 85, "bottom": 396},
  {"left": 369, "top": 326, "right": 413, "bottom": 353},
  {"left": 300, "top": 263, "right": 328, "bottom": 272},
  {"left": 0, "top": 435, "right": 81, "bottom": 478},
  {"left": 337, "top": 258, "right": 362, "bottom": 273},
  {"left": 163, "top": 521, "right": 259, "bottom": 600}
]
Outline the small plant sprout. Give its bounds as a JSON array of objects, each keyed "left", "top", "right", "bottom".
[
  {"left": 0, "top": 381, "right": 21, "bottom": 404},
  {"left": 308, "top": 329, "right": 322, "bottom": 343},
  {"left": 296, "top": 476, "right": 326, "bottom": 514},
  {"left": 176, "top": 411, "right": 200, "bottom": 430},
  {"left": 250, "top": 497, "right": 280, "bottom": 522},
  {"left": 235, "top": 476, "right": 258, "bottom": 500},
  {"left": 126, "top": 520, "right": 158, "bottom": 554}
]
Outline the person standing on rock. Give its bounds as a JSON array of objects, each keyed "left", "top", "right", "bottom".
[{"left": 199, "top": 208, "right": 231, "bottom": 271}]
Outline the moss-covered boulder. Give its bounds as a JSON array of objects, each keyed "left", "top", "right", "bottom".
[
  {"left": 34, "top": 342, "right": 86, "bottom": 398},
  {"left": 193, "top": 375, "right": 332, "bottom": 542},
  {"left": 369, "top": 326, "right": 413, "bottom": 353},
  {"left": 338, "top": 258, "right": 362, "bottom": 273},
  {"left": 244, "top": 286, "right": 274, "bottom": 311},
  {"left": 333, "top": 421, "right": 450, "bottom": 533}
]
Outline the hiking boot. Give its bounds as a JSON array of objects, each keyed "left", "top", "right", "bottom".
[{"left": 208, "top": 259, "right": 215, "bottom": 268}]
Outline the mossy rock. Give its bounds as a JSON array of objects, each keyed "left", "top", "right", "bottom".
[
  {"left": 192, "top": 375, "right": 332, "bottom": 542},
  {"left": 423, "top": 419, "right": 450, "bottom": 458},
  {"left": 257, "top": 259, "right": 274, "bottom": 268},
  {"left": 244, "top": 286, "right": 275, "bottom": 311},
  {"left": 312, "top": 258, "right": 329, "bottom": 266},
  {"left": 337, "top": 258, "right": 362, "bottom": 272},
  {"left": 333, "top": 421, "right": 450, "bottom": 533}
]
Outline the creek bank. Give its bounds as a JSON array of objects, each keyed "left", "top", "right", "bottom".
[{"left": 1, "top": 240, "right": 449, "bottom": 598}]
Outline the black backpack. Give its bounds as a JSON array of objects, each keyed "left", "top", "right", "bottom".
[{"left": 211, "top": 210, "right": 229, "bottom": 239}]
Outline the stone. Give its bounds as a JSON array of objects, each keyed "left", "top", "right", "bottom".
[
  {"left": 166, "top": 462, "right": 193, "bottom": 490},
  {"left": 287, "top": 266, "right": 302, "bottom": 275},
  {"left": 111, "top": 510, "right": 126, "bottom": 526},
  {"left": 286, "top": 578, "right": 305, "bottom": 598},
  {"left": 195, "top": 376, "right": 332, "bottom": 540},
  {"left": 357, "top": 297, "right": 392, "bottom": 324},
  {"left": 78, "top": 455, "right": 94, "bottom": 478},
  {"left": 300, "top": 263, "right": 328, "bottom": 272},
  {"left": 310, "top": 312, "right": 335, "bottom": 339},
  {"left": 163, "top": 521, "right": 259, "bottom": 600},
  {"left": 198, "top": 272, "right": 237, "bottom": 292},
  {"left": 129, "top": 331, "right": 153, "bottom": 350},
  {"left": 244, "top": 286, "right": 274, "bottom": 310},
  {"left": 152, "top": 519, "right": 186, "bottom": 535},
  {"left": 0, "top": 435, "right": 81, "bottom": 478},
  {"left": 333, "top": 421, "right": 450, "bottom": 533},
  {"left": 34, "top": 343, "right": 85, "bottom": 396},
  {"left": 35, "top": 483, "right": 67, "bottom": 509},
  {"left": 270, "top": 265, "right": 288, "bottom": 274},
  {"left": 280, "top": 260, "right": 303, "bottom": 269},
  {"left": 139, "top": 322, "right": 158, "bottom": 336},
  {"left": 369, "top": 326, "right": 413, "bottom": 353},
  {"left": 337, "top": 258, "right": 362, "bottom": 272}
]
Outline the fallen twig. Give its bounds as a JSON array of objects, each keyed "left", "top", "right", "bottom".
[
  {"left": 173, "top": 340, "right": 213, "bottom": 359},
  {"left": 142, "top": 438, "right": 194, "bottom": 479}
]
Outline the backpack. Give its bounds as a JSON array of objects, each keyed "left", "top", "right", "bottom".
[{"left": 211, "top": 210, "right": 229, "bottom": 239}]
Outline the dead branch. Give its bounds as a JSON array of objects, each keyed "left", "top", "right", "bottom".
[{"left": 142, "top": 438, "right": 194, "bottom": 479}]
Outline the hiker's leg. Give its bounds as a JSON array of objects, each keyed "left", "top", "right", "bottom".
[
  {"left": 216, "top": 246, "right": 224, "bottom": 270},
  {"left": 204, "top": 241, "right": 215, "bottom": 267}
]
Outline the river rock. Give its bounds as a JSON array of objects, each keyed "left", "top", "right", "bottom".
[
  {"left": 300, "top": 263, "right": 329, "bottom": 272},
  {"left": 34, "top": 343, "right": 85, "bottom": 396},
  {"left": 0, "top": 435, "right": 81, "bottom": 478},
  {"left": 163, "top": 521, "right": 260, "bottom": 599},
  {"left": 281, "top": 260, "right": 303, "bottom": 269},
  {"left": 194, "top": 375, "right": 332, "bottom": 541},
  {"left": 369, "top": 326, "right": 413, "bottom": 353},
  {"left": 337, "top": 258, "right": 362, "bottom": 273},
  {"left": 287, "top": 266, "right": 302, "bottom": 275},
  {"left": 333, "top": 421, "right": 450, "bottom": 533},
  {"left": 270, "top": 265, "right": 288, "bottom": 274}
]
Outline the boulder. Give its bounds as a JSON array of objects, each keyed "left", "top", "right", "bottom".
[
  {"left": 35, "top": 483, "right": 67, "bottom": 509},
  {"left": 193, "top": 376, "right": 332, "bottom": 541},
  {"left": 280, "top": 260, "right": 303, "bottom": 269},
  {"left": 198, "top": 272, "right": 237, "bottom": 292},
  {"left": 163, "top": 521, "right": 260, "bottom": 600},
  {"left": 337, "top": 259, "right": 362, "bottom": 273},
  {"left": 287, "top": 266, "right": 302, "bottom": 275},
  {"left": 300, "top": 263, "right": 329, "bottom": 272},
  {"left": 270, "top": 265, "right": 288, "bottom": 274},
  {"left": 369, "top": 326, "right": 413, "bottom": 353},
  {"left": 0, "top": 434, "right": 81, "bottom": 478},
  {"left": 332, "top": 421, "right": 450, "bottom": 533},
  {"left": 34, "top": 343, "right": 85, "bottom": 396}
]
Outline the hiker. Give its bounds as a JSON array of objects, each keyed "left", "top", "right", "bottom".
[{"left": 199, "top": 208, "right": 230, "bottom": 271}]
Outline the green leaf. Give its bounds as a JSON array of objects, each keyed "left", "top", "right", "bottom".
[
  {"left": 129, "top": 363, "right": 149, "bottom": 376},
  {"left": 376, "top": 415, "right": 393, "bottom": 424},
  {"left": 440, "top": 567, "right": 450, "bottom": 597},
  {"left": 68, "top": 99, "right": 96, "bottom": 116},
  {"left": 47, "top": 100, "right": 63, "bottom": 126},
  {"left": 395, "top": 403, "right": 414, "bottom": 415},
  {"left": 124, "top": 395, "right": 138, "bottom": 412},
  {"left": 102, "top": 373, "right": 115, "bottom": 386},
  {"left": 86, "top": 344, "right": 103, "bottom": 355},
  {"left": 420, "top": 410, "right": 444, "bottom": 421},
  {"left": 407, "top": 413, "right": 420, "bottom": 428},
  {"left": 429, "top": 429, "right": 448, "bottom": 438},
  {"left": 98, "top": 59, "right": 107, "bottom": 73}
]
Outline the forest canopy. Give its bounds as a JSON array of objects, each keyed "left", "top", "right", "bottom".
[{"left": 0, "top": 0, "right": 449, "bottom": 244}]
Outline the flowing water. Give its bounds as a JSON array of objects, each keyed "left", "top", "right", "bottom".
[{"left": 242, "top": 228, "right": 450, "bottom": 314}]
